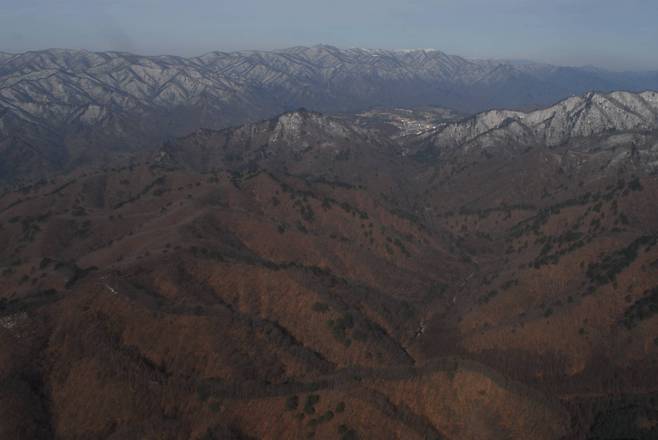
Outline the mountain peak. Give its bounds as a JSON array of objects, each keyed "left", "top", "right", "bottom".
[
  {"left": 2, "top": 46, "right": 658, "bottom": 182},
  {"left": 268, "top": 109, "right": 367, "bottom": 148},
  {"left": 427, "top": 90, "right": 658, "bottom": 155}
]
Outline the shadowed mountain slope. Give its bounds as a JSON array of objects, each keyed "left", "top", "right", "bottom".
[{"left": 1, "top": 89, "right": 657, "bottom": 438}]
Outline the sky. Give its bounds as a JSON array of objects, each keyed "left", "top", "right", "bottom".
[{"left": 1, "top": 0, "right": 657, "bottom": 70}]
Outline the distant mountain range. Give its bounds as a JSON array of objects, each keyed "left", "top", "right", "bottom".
[
  {"left": 2, "top": 48, "right": 658, "bottom": 440},
  {"left": 1, "top": 45, "right": 658, "bottom": 182}
]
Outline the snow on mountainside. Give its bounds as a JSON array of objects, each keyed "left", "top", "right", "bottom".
[
  {"left": 1, "top": 46, "right": 658, "bottom": 182},
  {"left": 348, "top": 107, "right": 465, "bottom": 138},
  {"left": 429, "top": 91, "right": 658, "bottom": 151},
  {"left": 162, "top": 108, "right": 395, "bottom": 173},
  {"left": 160, "top": 91, "right": 658, "bottom": 183},
  {"left": 1, "top": 45, "right": 657, "bottom": 134}
]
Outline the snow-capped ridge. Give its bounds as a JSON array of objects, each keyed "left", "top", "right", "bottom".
[{"left": 429, "top": 90, "right": 658, "bottom": 151}]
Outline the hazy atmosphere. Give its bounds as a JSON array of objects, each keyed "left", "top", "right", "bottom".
[
  {"left": 3, "top": 1, "right": 658, "bottom": 439},
  {"left": 1, "top": 0, "right": 657, "bottom": 69}
]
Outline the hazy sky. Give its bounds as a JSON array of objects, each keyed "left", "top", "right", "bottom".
[{"left": 1, "top": 0, "right": 657, "bottom": 70}]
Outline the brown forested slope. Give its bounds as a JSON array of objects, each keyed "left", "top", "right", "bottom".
[{"left": 1, "top": 103, "right": 657, "bottom": 439}]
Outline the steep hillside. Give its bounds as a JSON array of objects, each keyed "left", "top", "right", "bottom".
[
  {"left": 1, "top": 90, "right": 657, "bottom": 438},
  {"left": 424, "top": 91, "right": 658, "bottom": 151}
]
